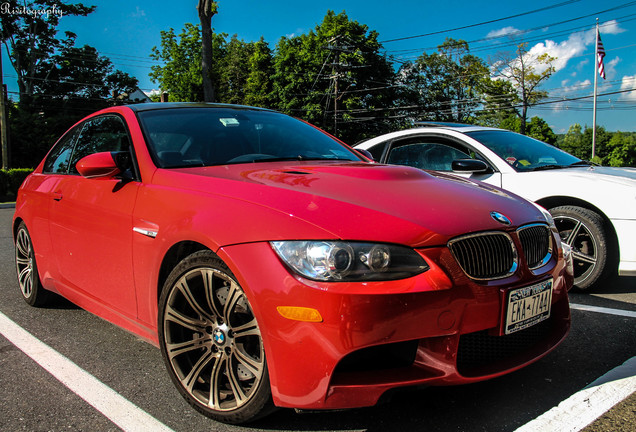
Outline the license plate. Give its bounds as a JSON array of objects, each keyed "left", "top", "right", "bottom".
[{"left": 505, "top": 279, "right": 553, "bottom": 335}]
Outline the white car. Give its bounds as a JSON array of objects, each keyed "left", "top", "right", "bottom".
[{"left": 355, "top": 123, "right": 636, "bottom": 291}]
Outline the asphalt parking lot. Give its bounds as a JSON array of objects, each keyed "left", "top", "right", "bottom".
[{"left": 0, "top": 206, "right": 634, "bottom": 432}]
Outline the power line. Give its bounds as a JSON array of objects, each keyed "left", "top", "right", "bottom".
[{"left": 379, "top": 0, "right": 585, "bottom": 43}]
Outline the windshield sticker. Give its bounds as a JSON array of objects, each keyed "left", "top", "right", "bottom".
[{"left": 219, "top": 118, "right": 240, "bottom": 127}]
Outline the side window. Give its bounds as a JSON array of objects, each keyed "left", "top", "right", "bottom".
[
  {"left": 43, "top": 127, "right": 80, "bottom": 174},
  {"left": 69, "top": 115, "right": 132, "bottom": 175},
  {"left": 366, "top": 141, "right": 388, "bottom": 162},
  {"left": 387, "top": 142, "right": 470, "bottom": 171}
]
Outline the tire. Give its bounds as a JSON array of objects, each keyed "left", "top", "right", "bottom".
[
  {"left": 158, "top": 250, "right": 274, "bottom": 424},
  {"left": 15, "top": 222, "right": 50, "bottom": 307},
  {"left": 549, "top": 205, "right": 613, "bottom": 291}
]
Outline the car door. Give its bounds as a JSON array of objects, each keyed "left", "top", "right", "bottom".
[
  {"left": 382, "top": 135, "right": 503, "bottom": 186},
  {"left": 47, "top": 114, "right": 140, "bottom": 317}
]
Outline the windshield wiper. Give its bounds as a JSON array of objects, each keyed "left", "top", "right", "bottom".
[
  {"left": 529, "top": 164, "right": 565, "bottom": 172},
  {"left": 569, "top": 160, "right": 595, "bottom": 167},
  {"left": 530, "top": 160, "right": 595, "bottom": 172}
]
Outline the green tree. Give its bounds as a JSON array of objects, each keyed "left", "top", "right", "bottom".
[
  {"left": 272, "top": 11, "right": 398, "bottom": 142},
  {"left": 397, "top": 38, "right": 489, "bottom": 123},
  {"left": 605, "top": 132, "right": 636, "bottom": 167},
  {"left": 491, "top": 42, "right": 556, "bottom": 135},
  {"left": 244, "top": 37, "right": 274, "bottom": 107},
  {"left": 526, "top": 117, "right": 557, "bottom": 144},
  {"left": 150, "top": 24, "right": 207, "bottom": 101},
  {"left": 561, "top": 123, "right": 585, "bottom": 158},
  {"left": 0, "top": 0, "right": 95, "bottom": 108},
  {"left": 560, "top": 124, "right": 611, "bottom": 162},
  {"left": 36, "top": 34, "right": 138, "bottom": 108},
  {"left": 583, "top": 125, "right": 611, "bottom": 163},
  {"left": 7, "top": 34, "right": 138, "bottom": 168},
  {"left": 476, "top": 79, "right": 518, "bottom": 127},
  {"left": 217, "top": 35, "right": 253, "bottom": 105}
]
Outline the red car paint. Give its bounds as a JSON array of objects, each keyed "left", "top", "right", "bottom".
[{"left": 14, "top": 103, "right": 571, "bottom": 416}]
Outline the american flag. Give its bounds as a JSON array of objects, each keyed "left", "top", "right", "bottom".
[{"left": 597, "top": 31, "right": 606, "bottom": 79}]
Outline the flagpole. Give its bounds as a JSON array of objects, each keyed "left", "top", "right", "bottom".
[{"left": 592, "top": 18, "right": 599, "bottom": 160}]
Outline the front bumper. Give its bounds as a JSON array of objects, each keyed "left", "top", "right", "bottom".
[
  {"left": 613, "top": 218, "right": 636, "bottom": 276},
  {"left": 218, "top": 241, "right": 571, "bottom": 410}
]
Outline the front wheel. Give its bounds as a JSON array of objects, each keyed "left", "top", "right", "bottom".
[
  {"left": 158, "top": 250, "right": 274, "bottom": 424},
  {"left": 15, "top": 222, "right": 50, "bottom": 307},
  {"left": 549, "top": 206, "right": 614, "bottom": 291}
]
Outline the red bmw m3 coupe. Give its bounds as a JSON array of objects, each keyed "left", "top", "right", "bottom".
[{"left": 13, "top": 103, "right": 572, "bottom": 424}]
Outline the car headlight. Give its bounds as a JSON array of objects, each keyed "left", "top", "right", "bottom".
[
  {"left": 271, "top": 241, "right": 429, "bottom": 282},
  {"left": 532, "top": 202, "right": 556, "bottom": 229}
]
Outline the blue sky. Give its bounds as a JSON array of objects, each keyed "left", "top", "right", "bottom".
[{"left": 2, "top": 0, "right": 635, "bottom": 133}]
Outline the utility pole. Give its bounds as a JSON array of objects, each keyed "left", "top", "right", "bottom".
[
  {"left": 325, "top": 36, "right": 354, "bottom": 136},
  {"left": 0, "top": 52, "right": 9, "bottom": 170}
]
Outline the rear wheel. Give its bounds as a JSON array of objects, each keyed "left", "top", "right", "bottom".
[
  {"left": 15, "top": 222, "right": 50, "bottom": 307},
  {"left": 549, "top": 206, "right": 613, "bottom": 291},
  {"left": 158, "top": 250, "right": 274, "bottom": 424}
]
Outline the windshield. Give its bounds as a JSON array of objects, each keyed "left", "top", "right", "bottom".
[
  {"left": 137, "top": 107, "right": 361, "bottom": 168},
  {"left": 465, "top": 130, "right": 583, "bottom": 172}
]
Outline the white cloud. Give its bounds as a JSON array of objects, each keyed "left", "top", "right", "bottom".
[
  {"left": 620, "top": 75, "right": 636, "bottom": 101},
  {"left": 522, "top": 20, "right": 624, "bottom": 75},
  {"left": 487, "top": 26, "right": 520, "bottom": 39}
]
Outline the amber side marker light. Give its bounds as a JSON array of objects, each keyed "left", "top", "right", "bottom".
[{"left": 277, "top": 306, "right": 323, "bottom": 322}]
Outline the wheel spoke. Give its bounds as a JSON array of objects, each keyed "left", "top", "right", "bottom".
[
  {"left": 222, "top": 281, "right": 243, "bottom": 324},
  {"left": 226, "top": 356, "right": 248, "bottom": 405},
  {"left": 175, "top": 278, "right": 215, "bottom": 322},
  {"left": 561, "top": 220, "right": 582, "bottom": 245},
  {"left": 18, "top": 267, "right": 32, "bottom": 296},
  {"left": 18, "top": 266, "right": 31, "bottom": 288},
  {"left": 232, "top": 318, "right": 261, "bottom": 339},
  {"left": 202, "top": 270, "right": 224, "bottom": 319},
  {"left": 165, "top": 303, "right": 206, "bottom": 332},
  {"left": 183, "top": 349, "right": 216, "bottom": 392},
  {"left": 208, "top": 353, "right": 225, "bottom": 409},
  {"left": 166, "top": 334, "right": 210, "bottom": 360},
  {"left": 232, "top": 346, "right": 263, "bottom": 377},
  {"left": 16, "top": 233, "right": 30, "bottom": 258},
  {"left": 572, "top": 249, "right": 597, "bottom": 265}
]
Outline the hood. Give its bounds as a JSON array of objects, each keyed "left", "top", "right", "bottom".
[
  {"left": 154, "top": 161, "right": 546, "bottom": 247},
  {"left": 570, "top": 165, "right": 636, "bottom": 186}
]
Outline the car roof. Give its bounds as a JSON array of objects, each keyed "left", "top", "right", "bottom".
[
  {"left": 124, "top": 102, "right": 276, "bottom": 114},
  {"left": 412, "top": 122, "right": 500, "bottom": 133}
]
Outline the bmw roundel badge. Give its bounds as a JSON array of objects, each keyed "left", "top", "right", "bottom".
[
  {"left": 213, "top": 328, "right": 226, "bottom": 344},
  {"left": 490, "top": 211, "right": 511, "bottom": 225}
]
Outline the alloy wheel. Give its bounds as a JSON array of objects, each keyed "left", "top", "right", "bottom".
[{"left": 162, "top": 265, "right": 265, "bottom": 413}]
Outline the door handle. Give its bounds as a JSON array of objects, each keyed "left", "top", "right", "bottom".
[{"left": 52, "top": 192, "right": 63, "bottom": 201}]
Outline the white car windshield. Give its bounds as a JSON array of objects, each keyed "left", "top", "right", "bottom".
[{"left": 465, "top": 130, "right": 586, "bottom": 172}]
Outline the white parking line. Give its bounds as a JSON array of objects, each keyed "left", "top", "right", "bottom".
[
  {"left": 569, "top": 303, "right": 636, "bottom": 319},
  {"left": 515, "top": 302, "right": 636, "bottom": 431},
  {"left": 514, "top": 356, "right": 636, "bottom": 432},
  {"left": 0, "top": 311, "right": 176, "bottom": 432}
]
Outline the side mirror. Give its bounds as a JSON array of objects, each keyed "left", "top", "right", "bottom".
[
  {"left": 451, "top": 158, "right": 490, "bottom": 173},
  {"left": 355, "top": 148, "right": 375, "bottom": 161},
  {"left": 76, "top": 152, "right": 121, "bottom": 179}
]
